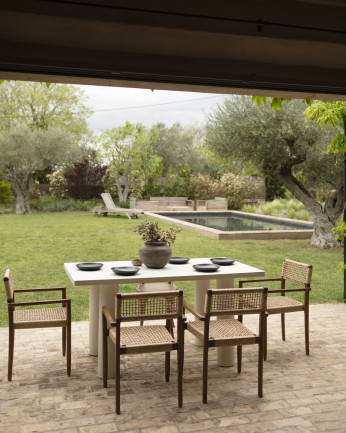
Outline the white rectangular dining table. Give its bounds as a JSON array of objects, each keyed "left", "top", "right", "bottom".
[{"left": 64, "top": 258, "right": 265, "bottom": 378}]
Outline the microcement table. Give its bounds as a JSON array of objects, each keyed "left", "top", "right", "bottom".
[{"left": 64, "top": 258, "right": 265, "bottom": 378}]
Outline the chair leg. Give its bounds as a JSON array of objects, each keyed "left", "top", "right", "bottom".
[
  {"left": 62, "top": 327, "right": 66, "bottom": 356},
  {"left": 165, "top": 352, "right": 170, "bottom": 382},
  {"left": 305, "top": 308, "right": 309, "bottom": 355},
  {"left": 66, "top": 322, "right": 71, "bottom": 376},
  {"left": 264, "top": 314, "right": 268, "bottom": 361},
  {"left": 281, "top": 313, "right": 285, "bottom": 341},
  {"left": 202, "top": 344, "right": 209, "bottom": 404},
  {"left": 258, "top": 340, "right": 264, "bottom": 397},
  {"left": 102, "top": 331, "right": 108, "bottom": 388},
  {"left": 115, "top": 348, "right": 121, "bottom": 414},
  {"left": 177, "top": 340, "right": 183, "bottom": 408},
  {"left": 237, "top": 346, "right": 242, "bottom": 373},
  {"left": 8, "top": 327, "right": 14, "bottom": 381}
]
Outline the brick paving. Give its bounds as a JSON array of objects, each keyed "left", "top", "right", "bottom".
[{"left": 1, "top": 304, "right": 346, "bottom": 433}]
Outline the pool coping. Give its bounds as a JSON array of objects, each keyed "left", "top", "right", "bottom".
[{"left": 143, "top": 210, "right": 314, "bottom": 240}]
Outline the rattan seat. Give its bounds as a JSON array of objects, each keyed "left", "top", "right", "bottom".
[
  {"left": 184, "top": 287, "right": 267, "bottom": 404},
  {"left": 239, "top": 258, "right": 313, "bottom": 360},
  {"left": 109, "top": 324, "right": 175, "bottom": 353},
  {"left": 266, "top": 296, "right": 302, "bottom": 314},
  {"left": 3, "top": 268, "right": 71, "bottom": 380},
  {"left": 103, "top": 290, "right": 184, "bottom": 414},
  {"left": 187, "top": 319, "right": 258, "bottom": 345},
  {"left": 13, "top": 307, "right": 68, "bottom": 328}
]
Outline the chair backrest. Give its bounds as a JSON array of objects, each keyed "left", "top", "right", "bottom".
[
  {"left": 205, "top": 287, "right": 267, "bottom": 317},
  {"left": 115, "top": 290, "right": 183, "bottom": 322},
  {"left": 101, "top": 193, "right": 117, "bottom": 211},
  {"left": 3, "top": 268, "right": 14, "bottom": 302},
  {"left": 281, "top": 259, "right": 313, "bottom": 286}
]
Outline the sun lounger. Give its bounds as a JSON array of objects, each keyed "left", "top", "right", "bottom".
[{"left": 92, "top": 193, "right": 143, "bottom": 219}]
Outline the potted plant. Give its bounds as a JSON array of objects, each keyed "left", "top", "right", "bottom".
[{"left": 134, "top": 220, "right": 181, "bottom": 269}]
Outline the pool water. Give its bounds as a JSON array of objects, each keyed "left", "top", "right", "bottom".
[{"left": 162, "top": 214, "right": 309, "bottom": 232}]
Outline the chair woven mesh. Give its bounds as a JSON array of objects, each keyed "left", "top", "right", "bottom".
[
  {"left": 13, "top": 307, "right": 68, "bottom": 329},
  {"left": 109, "top": 324, "right": 175, "bottom": 353},
  {"left": 282, "top": 259, "right": 313, "bottom": 285},
  {"left": 266, "top": 296, "right": 302, "bottom": 314},
  {"left": 118, "top": 294, "right": 178, "bottom": 320},
  {"left": 187, "top": 318, "right": 257, "bottom": 346},
  {"left": 208, "top": 289, "right": 266, "bottom": 316}
]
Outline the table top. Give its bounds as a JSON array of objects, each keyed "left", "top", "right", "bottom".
[{"left": 64, "top": 258, "right": 265, "bottom": 286}]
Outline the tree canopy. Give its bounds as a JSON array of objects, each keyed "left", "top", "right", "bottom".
[
  {"left": 0, "top": 81, "right": 92, "bottom": 213},
  {"left": 205, "top": 96, "right": 343, "bottom": 248},
  {"left": 98, "top": 121, "right": 162, "bottom": 202}
]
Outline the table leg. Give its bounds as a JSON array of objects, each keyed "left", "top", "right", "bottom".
[
  {"left": 97, "top": 283, "right": 119, "bottom": 379},
  {"left": 216, "top": 277, "right": 235, "bottom": 367},
  {"left": 89, "top": 285, "right": 99, "bottom": 356},
  {"left": 194, "top": 279, "right": 210, "bottom": 347}
]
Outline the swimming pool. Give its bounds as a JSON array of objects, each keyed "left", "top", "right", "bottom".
[{"left": 144, "top": 211, "right": 313, "bottom": 240}]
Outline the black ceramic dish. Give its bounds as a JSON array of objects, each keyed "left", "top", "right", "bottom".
[
  {"left": 76, "top": 262, "right": 103, "bottom": 271},
  {"left": 111, "top": 266, "right": 140, "bottom": 276},
  {"left": 210, "top": 257, "right": 235, "bottom": 266},
  {"left": 193, "top": 263, "right": 220, "bottom": 272},
  {"left": 169, "top": 257, "right": 190, "bottom": 264}
]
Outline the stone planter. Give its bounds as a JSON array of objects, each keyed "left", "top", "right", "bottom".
[{"left": 139, "top": 241, "right": 172, "bottom": 269}]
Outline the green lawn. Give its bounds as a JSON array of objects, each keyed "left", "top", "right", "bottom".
[{"left": 0, "top": 211, "right": 343, "bottom": 326}]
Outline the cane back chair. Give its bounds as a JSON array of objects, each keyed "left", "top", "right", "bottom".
[
  {"left": 3, "top": 268, "right": 71, "bottom": 380},
  {"left": 184, "top": 287, "right": 267, "bottom": 404},
  {"left": 102, "top": 290, "right": 184, "bottom": 414},
  {"left": 239, "top": 258, "right": 313, "bottom": 360}
]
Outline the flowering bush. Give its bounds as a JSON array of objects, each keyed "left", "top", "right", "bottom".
[
  {"left": 220, "top": 173, "right": 244, "bottom": 209},
  {"left": 188, "top": 173, "right": 220, "bottom": 200},
  {"left": 47, "top": 169, "right": 67, "bottom": 198},
  {"left": 134, "top": 220, "right": 181, "bottom": 246}
]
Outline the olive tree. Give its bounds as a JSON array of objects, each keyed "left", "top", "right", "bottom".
[
  {"left": 205, "top": 96, "right": 343, "bottom": 248},
  {"left": 0, "top": 124, "right": 81, "bottom": 213}
]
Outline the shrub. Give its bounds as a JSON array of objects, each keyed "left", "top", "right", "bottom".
[
  {"left": 220, "top": 173, "right": 244, "bottom": 209},
  {"left": 189, "top": 173, "right": 220, "bottom": 200},
  {"left": 29, "top": 195, "right": 101, "bottom": 212},
  {"left": 258, "top": 198, "right": 310, "bottom": 220},
  {"left": 47, "top": 168, "right": 67, "bottom": 198},
  {"left": 65, "top": 150, "right": 108, "bottom": 200},
  {"left": 0, "top": 181, "right": 14, "bottom": 204}
]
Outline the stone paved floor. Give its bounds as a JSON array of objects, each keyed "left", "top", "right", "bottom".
[{"left": 1, "top": 304, "right": 346, "bottom": 433}]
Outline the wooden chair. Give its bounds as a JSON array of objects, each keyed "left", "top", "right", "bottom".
[
  {"left": 3, "top": 268, "right": 71, "bottom": 381},
  {"left": 184, "top": 287, "right": 267, "bottom": 403},
  {"left": 102, "top": 290, "right": 184, "bottom": 414},
  {"left": 239, "top": 258, "right": 313, "bottom": 360}
]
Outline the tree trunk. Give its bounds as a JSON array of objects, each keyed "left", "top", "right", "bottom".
[
  {"left": 277, "top": 170, "right": 343, "bottom": 248},
  {"left": 116, "top": 174, "right": 130, "bottom": 202},
  {"left": 10, "top": 174, "right": 36, "bottom": 214}
]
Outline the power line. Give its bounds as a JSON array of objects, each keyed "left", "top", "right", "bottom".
[
  {"left": 92, "top": 94, "right": 225, "bottom": 113},
  {"left": 0, "top": 94, "right": 226, "bottom": 120}
]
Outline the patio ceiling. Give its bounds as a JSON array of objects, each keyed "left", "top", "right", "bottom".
[{"left": 0, "top": 0, "right": 346, "bottom": 100}]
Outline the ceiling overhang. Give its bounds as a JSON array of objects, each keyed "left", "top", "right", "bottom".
[{"left": 1, "top": 1, "right": 346, "bottom": 99}]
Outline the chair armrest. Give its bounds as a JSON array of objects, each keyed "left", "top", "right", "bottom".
[
  {"left": 239, "top": 278, "right": 281, "bottom": 287},
  {"left": 183, "top": 301, "right": 205, "bottom": 321},
  {"left": 102, "top": 306, "right": 116, "bottom": 326},
  {"left": 268, "top": 288, "right": 311, "bottom": 294},
  {"left": 8, "top": 299, "right": 70, "bottom": 307},
  {"left": 14, "top": 287, "right": 67, "bottom": 297}
]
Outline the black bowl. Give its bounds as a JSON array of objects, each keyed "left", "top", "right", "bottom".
[
  {"left": 169, "top": 257, "right": 190, "bottom": 264},
  {"left": 210, "top": 257, "right": 235, "bottom": 266},
  {"left": 193, "top": 263, "right": 220, "bottom": 272},
  {"left": 111, "top": 266, "right": 140, "bottom": 276},
  {"left": 76, "top": 262, "right": 103, "bottom": 271}
]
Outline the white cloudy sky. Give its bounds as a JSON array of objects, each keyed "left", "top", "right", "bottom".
[{"left": 77, "top": 85, "right": 228, "bottom": 133}]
